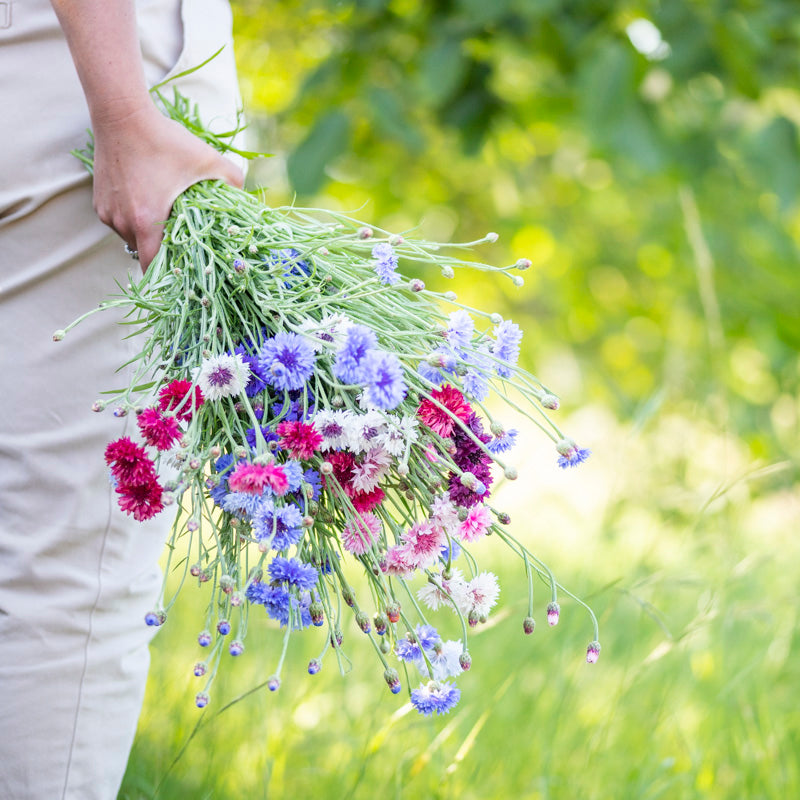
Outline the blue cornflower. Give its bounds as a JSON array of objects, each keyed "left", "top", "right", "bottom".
[
  {"left": 440, "top": 539, "right": 462, "bottom": 563},
  {"left": 269, "top": 248, "right": 310, "bottom": 288},
  {"left": 447, "top": 310, "right": 474, "bottom": 351},
  {"left": 395, "top": 638, "right": 423, "bottom": 663},
  {"left": 371, "top": 242, "right": 401, "bottom": 285},
  {"left": 487, "top": 428, "right": 519, "bottom": 454},
  {"left": 362, "top": 350, "right": 406, "bottom": 410},
  {"left": 245, "top": 582, "right": 311, "bottom": 629},
  {"left": 558, "top": 447, "right": 591, "bottom": 469},
  {"left": 222, "top": 491, "right": 265, "bottom": 520},
  {"left": 234, "top": 344, "right": 269, "bottom": 397},
  {"left": 462, "top": 369, "right": 489, "bottom": 401},
  {"left": 281, "top": 460, "right": 304, "bottom": 493},
  {"left": 209, "top": 455, "right": 235, "bottom": 506},
  {"left": 410, "top": 681, "right": 461, "bottom": 716},
  {"left": 245, "top": 426, "right": 281, "bottom": 451},
  {"left": 303, "top": 468, "right": 321, "bottom": 501},
  {"left": 333, "top": 325, "right": 378, "bottom": 384},
  {"left": 415, "top": 624, "right": 440, "bottom": 650},
  {"left": 252, "top": 498, "right": 305, "bottom": 550},
  {"left": 491, "top": 318, "right": 523, "bottom": 378},
  {"left": 259, "top": 332, "right": 316, "bottom": 391},
  {"left": 268, "top": 556, "right": 319, "bottom": 590}
]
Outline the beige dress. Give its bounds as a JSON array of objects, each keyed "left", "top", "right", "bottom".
[{"left": 0, "top": 2, "right": 243, "bottom": 797}]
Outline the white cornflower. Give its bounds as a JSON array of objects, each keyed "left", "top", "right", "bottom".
[
  {"left": 312, "top": 409, "right": 350, "bottom": 450},
  {"left": 344, "top": 409, "right": 386, "bottom": 454},
  {"left": 194, "top": 353, "right": 249, "bottom": 401},
  {"left": 297, "top": 314, "right": 353, "bottom": 352},
  {"left": 376, "top": 414, "right": 419, "bottom": 456},
  {"left": 465, "top": 572, "right": 500, "bottom": 617},
  {"left": 429, "top": 495, "right": 460, "bottom": 537},
  {"left": 417, "top": 567, "right": 470, "bottom": 612}
]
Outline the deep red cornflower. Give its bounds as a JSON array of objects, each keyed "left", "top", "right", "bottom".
[
  {"left": 322, "top": 451, "right": 357, "bottom": 493},
  {"left": 228, "top": 462, "right": 289, "bottom": 496},
  {"left": 277, "top": 420, "right": 323, "bottom": 461},
  {"left": 158, "top": 380, "right": 204, "bottom": 422},
  {"left": 136, "top": 407, "right": 181, "bottom": 451},
  {"left": 104, "top": 437, "right": 156, "bottom": 485},
  {"left": 417, "top": 385, "right": 472, "bottom": 437},
  {"left": 116, "top": 478, "right": 164, "bottom": 521},
  {"left": 351, "top": 486, "right": 385, "bottom": 513}
]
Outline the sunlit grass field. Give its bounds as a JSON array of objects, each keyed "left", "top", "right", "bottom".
[{"left": 119, "top": 404, "right": 799, "bottom": 799}]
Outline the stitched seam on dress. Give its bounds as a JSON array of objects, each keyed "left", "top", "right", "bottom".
[{"left": 61, "top": 446, "right": 119, "bottom": 799}]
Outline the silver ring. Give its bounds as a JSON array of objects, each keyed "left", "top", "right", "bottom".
[{"left": 124, "top": 243, "right": 139, "bottom": 261}]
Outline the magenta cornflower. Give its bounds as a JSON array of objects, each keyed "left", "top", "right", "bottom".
[
  {"left": 458, "top": 504, "right": 492, "bottom": 542},
  {"left": 158, "top": 379, "right": 204, "bottom": 422},
  {"left": 277, "top": 420, "right": 323, "bottom": 460},
  {"left": 136, "top": 407, "right": 181, "bottom": 451},
  {"left": 417, "top": 385, "right": 472, "bottom": 437},
  {"left": 104, "top": 437, "right": 156, "bottom": 485},
  {"left": 116, "top": 478, "right": 164, "bottom": 521}
]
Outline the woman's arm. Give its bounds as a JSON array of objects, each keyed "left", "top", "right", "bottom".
[{"left": 50, "top": 0, "right": 243, "bottom": 268}]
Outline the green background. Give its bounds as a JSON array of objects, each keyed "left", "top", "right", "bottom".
[{"left": 121, "top": 2, "right": 800, "bottom": 797}]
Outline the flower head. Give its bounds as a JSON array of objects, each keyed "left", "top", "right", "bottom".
[
  {"left": 158, "top": 380, "right": 204, "bottom": 422},
  {"left": 252, "top": 499, "right": 304, "bottom": 550},
  {"left": 333, "top": 325, "right": 378, "bottom": 384},
  {"left": 556, "top": 438, "right": 591, "bottom": 469},
  {"left": 410, "top": 681, "right": 461, "bottom": 716},
  {"left": 458, "top": 504, "right": 492, "bottom": 542},
  {"left": 259, "top": 332, "right": 316, "bottom": 391},
  {"left": 487, "top": 428, "right": 518, "bottom": 454},
  {"left": 417, "top": 385, "right": 472, "bottom": 438},
  {"left": 372, "top": 242, "right": 401, "bottom": 285},
  {"left": 195, "top": 353, "right": 250, "bottom": 401},
  {"left": 116, "top": 478, "right": 164, "bottom": 521},
  {"left": 268, "top": 556, "right": 319, "bottom": 590},
  {"left": 104, "top": 437, "right": 156, "bottom": 485},
  {"left": 362, "top": 350, "right": 407, "bottom": 410},
  {"left": 491, "top": 318, "right": 523, "bottom": 378},
  {"left": 341, "top": 512, "right": 382, "bottom": 555},
  {"left": 446, "top": 310, "right": 474, "bottom": 351},
  {"left": 228, "top": 462, "right": 289, "bottom": 496},
  {"left": 136, "top": 408, "right": 181, "bottom": 451},
  {"left": 277, "top": 420, "right": 323, "bottom": 460}
]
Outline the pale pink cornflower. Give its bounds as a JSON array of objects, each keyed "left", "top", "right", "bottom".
[
  {"left": 401, "top": 520, "right": 446, "bottom": 569},
  {"left": 457, "top": 504, "right": 492, "bottom": 542},
  {"left": 350, "top": 447, "right": 392, "bottom": 493},
  {"left": 341, "top": 512, "right": 382, "bottom": 556},
  {"left": 384, "top": 544, "right": 417, "bottom": 577}
]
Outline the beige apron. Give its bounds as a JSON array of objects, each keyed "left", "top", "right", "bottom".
[{"left": 0, "top": 2, "right": 243, "bottom": 797}]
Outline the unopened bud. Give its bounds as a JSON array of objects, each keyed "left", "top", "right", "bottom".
[
  {"left": 512, "top": 275, "right": 524, "bottom": 287},
  {"left": 113, "top": 407, "right": 128, "bottom": 418},
  {"left": 444, "top": 291, "right": 457, "bottom": 302},
  {"left": 91, "top": 400, "right": 105, "bottom": 412},
  {"left": 229, "top": 640, "right": 244, "bottom": 656},
  {"left": 389, "top": 234, "right": 404, "bottom": 245},
  {"left": 320, "top": 461, "right": 333, "bottom": 475},
  {"left": 373, "top": 613, "right": 388, "bottom": 635},
  {"left": 409, "top": 278, "right": 425, "bottom": 292},
  {"left": 498, "top": 512, "right": 511, "bottom": 525},
  {"left": 308, "top": 659, "right": 321, "bottom": 675},
  {"left": 356, "top": 611, "right": 371, "bottom": 633},
  {"left": 195, "top": 692, "right": 210, "bottom": 708},
  {"left": 515, "top": 258, "right": 532, "bottom": 271},
  {"left": 310, "top": 601, "right": 325, "bottom": 626},
  {"left": 342, "top": 587, "right": 355, "bottom": 607},
  {"left": 540, "top": 393, "right": 560, "bottom": 410},
  {"left": 52, "top": 329, "right": 66, "bottom": 342},
  {"left": 485, "top": 231, "right": 499, "bottom": 243},
  {"left": 547, "top": 602, "right": 560, "bottom": 627},
  {"left": 267, "top": 676, "right": 281, "bottom": 692},
  {"left": 441, "top": 266, "right": 454, "bottom": 279},
  {"left": 459, "top": 652, "right": 472, "bottom": 671},
  {"left": 358, "top": 226, "right": 373, "bottom": 239},
  {"left": 468, "top": 610, "right": 479, "bottom": 627},
  {"left": 504, "top": 467, "right": 518, "bottom": 481},
  {"left": 217, "top": 619, "right": 231, "bottom": 636},
  {"left": 193, "top": 662, "right": 207, "bottom": 677},
  {"left": 523, "top": 616, "right": 536, "bottom": 635},
  {"left": 586, "top": 641, "right": 601, "bottom": 664},
  {"left": 386, "top": 602, "right": 401, "bottom": 624}
]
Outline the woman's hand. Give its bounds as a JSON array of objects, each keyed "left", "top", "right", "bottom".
[{"left": 92, "top": 98, "right": 244, "bottom": 270}]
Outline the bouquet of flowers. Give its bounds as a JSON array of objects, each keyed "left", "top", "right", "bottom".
[{"left": 57, "top": 91, "right": 599, "bottom": 716}]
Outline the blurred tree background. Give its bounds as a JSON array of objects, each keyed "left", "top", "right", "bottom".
[{"left": 121, "top": 2, "right": 800, "bottom": 798}]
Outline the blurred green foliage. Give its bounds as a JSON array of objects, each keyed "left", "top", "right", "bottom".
[
  {"left": 121, "top": 3, "right": 800, "bottom": 797},
  {"left": 232, "top": 0, "right": 800, "bottom": 467}
]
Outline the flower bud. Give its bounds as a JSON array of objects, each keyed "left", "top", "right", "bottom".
[
  {"left": 190, "top": 563, "right": 201, "bottom": 577},
  {"left": 389, "top": 234, "right": 404, "bottom": 245},
  {"left": 217, "top": 619, "right": 231, "bottom": 636},
  {"left": 441, "top": 266, "right": 455, "bottom": 279},
  {"left": 187, "top": 518, "right": 200, "bottom": 532},
  {"left": 555, "top": 438, "right": 576, "bottom": 457},
  {"left": 523, "top": 616, "right": 536, "bottom": 635},
  {"left": 267, "top": 676, "right": 281, "bottom": 692},
  {"left": 373, "top": 613, "right": 388, "bottom": 635},
  {"left": 498, "top": 512, "right": 511, "bottom": 525},
  {"left": 195, "top": 692, "right": 210, "bottom": 709},
  {"left": 52, "top": 329, "right": 66, "bottom": 342},
  {"left": 512, "top": 276, "right": 524, "bottom": 287},
  {"left": 91, "top": 400, "right": 105, "bottom": 412},
  {"left": 198, "top": 631, "right": 212, "bottom": 647},
  {"left": 486, "top": 231, "right": 499, "bottom": 242},
  {"left": 546, "top": 602, "right": 560, "bottom": 627},
  {"left": 515, "top": 258, "right": 532, "bottom": 271},
  {"left": 409, "top": 278, "right": 425, "bottom": 292},
  {"left": 309, "top": 602, "right": 325, "bottom": 626},
  {"left": 219, "top": 575, "right": 234, "bottom": 594},
  {"left": 586, "top": 641, "right": 601, "bottom": 664},
  {"left": 468, "top": 610, "right": 479, "bottom": 627},
  {"left": 379, "top": 638, "right": 391, "bottom": 654},
  {"left": 144, "top": 611, "right": 163, "bottom": 627},
  {"left": 540, "top": 393, "right": 560, "bottom": 410},
  {"left": 459, "top": 652, "right": 472, "bottom": 671},
  {"left": 459, "top": 472, "right": 476, "bottom": 489},
  {"left": 330, "top": 629, "right": 343, "bottom": 647},
  {"left": 386, "top": 602, "right": 401, "bottom": 623},
  {"left": 342, "top": 587, "right": 355, "bottom": 607},
  {"left": 198, "top": 570, "right": 210, "bottom": 583},
  {"left": 308, "top": 659, "right": 321, "bottom": 675},
  {"left": 320, "top": 461, "right": 333, "bottom": 475},
  {"left": 302, "top": 515, "right": 314, "bottom": 529},
  {"left": 356, "top": 611, "right": 371, "bottom": 634},
  {"left": 383, "top": 668, "right": 401, "bottom": 694},
  {"left": 230, "top": 592, "right": 243, "bottom": 607},
  {"left": 248, "top": 244, "right": 258, "bottom": 255},
  {"left": 504, "top": 467, "right": 518, "bottom": 481},
  {"left": 113, "top": 407, "right": 128, "bottom": 418},
  {"left": 229, "top": 641, "right": 244, "bottom": 656},
  {"left": 490, "top": 313, "right": 503, "bottom": 324},
  {"left": 193, "top": 662, "right": 207, "bottom": 677},
  {"left": 444, "top": 291, "right": 457, "bottom": 302},
  {"left": 358, "top": 226, "right": 373, "bottom": 239}
]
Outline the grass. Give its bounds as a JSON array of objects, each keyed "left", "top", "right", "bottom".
[{"left": 119, "top": 405, "right": 799, "bottom": 799}]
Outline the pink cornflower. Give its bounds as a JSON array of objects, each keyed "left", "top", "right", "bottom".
[
  {"left": 277, "top": 420, "right": 323, "bottom": 461},
  {"left": 351, "top": 447, "right": 392, "bottom": 494},
  {"left": 228, "top": 462, "right": 289, "bottom": 496},
  {"left": 341, "top": 512, "right": 382, "bottom": 555},
  {"left": 457, "top": 504, "right": 492, "bottom": 542},
  {"left": 158, "top": 379, "right": 204, "bottom": 422},
  {"left": 417, "top": 385, "right": 472, "bottom": 438},
  {"left": 351, "top": 486, "right": 385, "bottom": 513},
  {"left": 116, "top": 478, "right": 164, "bottom": 521},
  {"left": 136, "top": 407, "right": 181, "bottom": 451},
  {"left": 401, "top": 520, "right": 446, "bottom": 569},
  {"left": 384, "top": 544, "right": 416, "bottom": 577},
  {"left": 104, "top": 437, "right": 156, "bottom": 485}
]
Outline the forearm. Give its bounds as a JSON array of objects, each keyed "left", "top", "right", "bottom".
[{"left": 49, "top": 0, "right": 151, "bottom": 125}]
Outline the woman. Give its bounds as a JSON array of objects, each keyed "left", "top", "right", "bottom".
[{"left": 0, "top": 1, "right": 244, "bottom": 796}]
